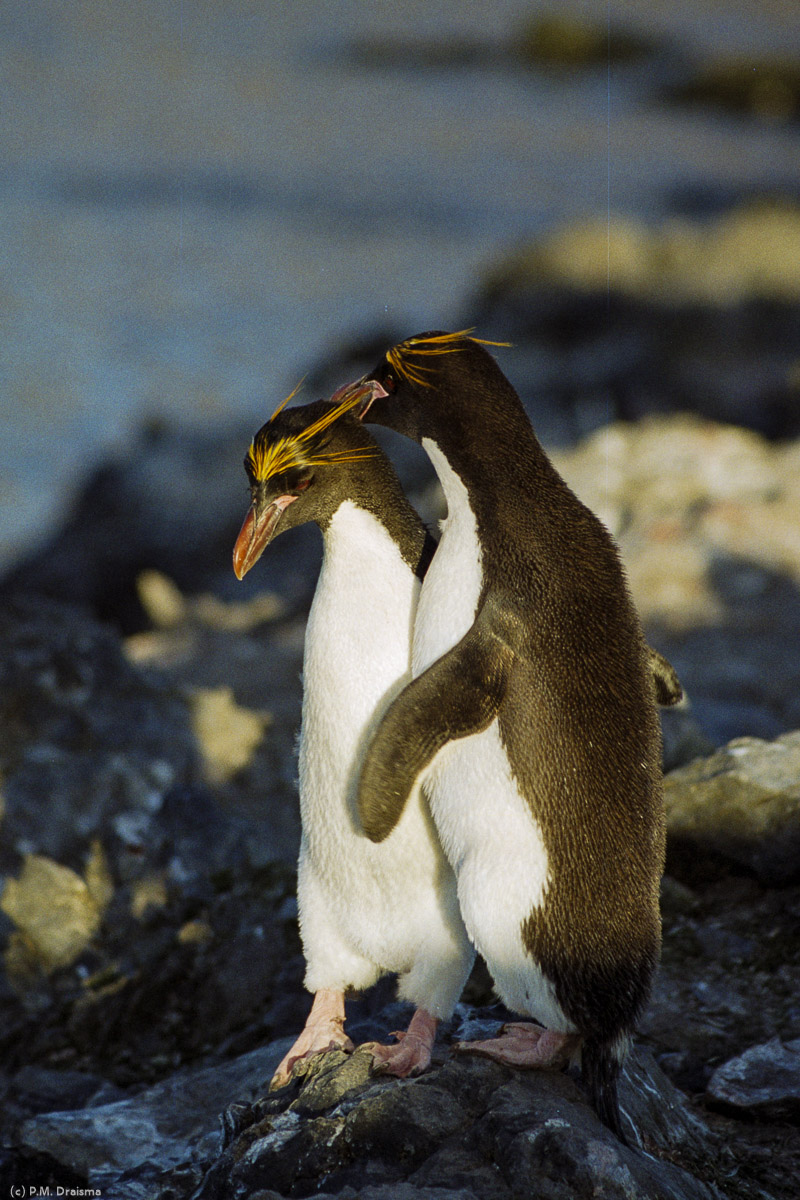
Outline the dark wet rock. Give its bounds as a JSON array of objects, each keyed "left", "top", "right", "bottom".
[
  {"left": 192, "top": 1046, "right": 723, "bottom": 1200},
  {"left": 0, "top": 584, "right": 301, "bottom": 1129},
  {"left": 312, "top": 1188, "right": 482, "bottom": 1200},
  {"left": 2, "top": 702, "right": 799, "bottom": 1200},
  {"left": 475, "top": 204, "right": 800, "bottom": 442},
  {"left": 659, "top": 707, "right": 713, "bottom": 775},
  {"left": 124, "top": 585, "right": 304, "bottom": 865},
  {"left": 0, "top": 567, "right": 302, "bottom": 875},
  {"left": 663, "top": 732, "right": 800, "bottom": 886},
  {"left": 707, "top": 1037, "right": 800, "bottom": 1121},
  {"left": 0, "top": 591, "right": 302, "bottom": 1036},
  {"left": 0, "top": 418, "right": 317, "bottom": 634},
  {"left": 516, "top": 13, "right": 655, "bottom": 68},
  {"left": 0, "top": 594, "right": 196, "bottom": 876},
  {"left": 643, "top": 869, "right": 800, "bottom": 1103},
  {"left": 7, "top": 1065, "right": 124, "bottom": 1115},
  {"left": 0, "top": 1145, "right": 89, "bottom": 1198},
  {"left": 18, "top": 1030, "right": 731, "bottom": 1198},
  {"left": 346, "top": 14, "right": 657, "bottom": 75},
  {"left": 0, "top": 593, "right": 302, "bottom": 1090},
  {"left": 0, "top": 856, "right": 302, "bottom": 1093},
  {"left": 0, "top": 1062, "right": 127, "bottom": 1164},
  {"left": 18, "top": 1041, "right": 293, "bottom": 1199},
  {"left": 667, "top": 56, "right": 800, "bottom": 125},
  {"left": 346, "top": 1074, "right": 469, "bottom": 1162}
]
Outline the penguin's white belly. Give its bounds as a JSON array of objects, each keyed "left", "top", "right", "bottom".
[
  {"left": 298, "top": 502, "right": 469, "bottom": 1012},
  {"left": 427, "top": 722, "right": 569, "bottom": 1030},
  {"left": 416, "top": 441, "right": 569, "bottom": 1032}
]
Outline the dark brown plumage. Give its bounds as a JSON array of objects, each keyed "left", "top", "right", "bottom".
[{"left": 352, "top": 332, "right": 668, "bottom": 1140}]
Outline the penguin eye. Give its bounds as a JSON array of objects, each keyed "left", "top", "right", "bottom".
[
  {"left": 294, "top": 478, "right": 311, "bottom": 493},
  {"left": 383, "top": 373, "right": 397, "bottom": 394}
]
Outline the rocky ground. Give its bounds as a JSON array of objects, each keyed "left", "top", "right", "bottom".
[
  {"left": 0, "top": 592, "right": 794, "bottom": 1200},
  {"left": 3, "top": 203, "right": 800, "bottom": 1196}
]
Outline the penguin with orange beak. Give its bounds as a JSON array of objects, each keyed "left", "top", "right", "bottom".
[{"left": 233, "top": 385, "right": 474, "bottom": 1087}]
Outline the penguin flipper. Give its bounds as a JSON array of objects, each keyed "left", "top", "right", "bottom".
[
  {"left": 647, "top": 645, "right": 683, "bottom": 707},
  {"left": 358, "top": 625, "right": 514, "bottom": 843}
]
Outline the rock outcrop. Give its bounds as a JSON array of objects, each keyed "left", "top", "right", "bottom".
[{"left": 3, "top": 413, "right": 800, "bottom": 1199}]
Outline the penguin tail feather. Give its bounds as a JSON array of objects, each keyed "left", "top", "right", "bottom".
[{"left": 581, "top": 1036, "right": 628, "bottom": 1146}]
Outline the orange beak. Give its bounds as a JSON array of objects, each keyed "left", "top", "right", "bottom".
[{"left": 232, "top": 494, "right": 298, "bottom": 580}]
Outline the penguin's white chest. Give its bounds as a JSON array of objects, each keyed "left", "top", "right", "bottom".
[
  {"left": 303, "top": 502, "right": 417, "bottom": 756},
  {"left": 298, "top": 500, "right": 468, "bottom": 1005}
]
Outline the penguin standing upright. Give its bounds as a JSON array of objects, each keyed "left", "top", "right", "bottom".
[
  {"left": 344, "top": 332, "right": 670, "bottom": 1139},
  {"left": 233, "top": 387, "right": 474, "bottom": 1087}
]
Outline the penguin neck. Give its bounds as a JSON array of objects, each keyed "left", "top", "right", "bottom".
[
  {"left": 422, "top": 437, "right": 475, "bottom": 526},
  {"left": 420, "top": 416, "right": 564, "bottom": 552},
  {"left": 412, "top": 440, "right": 484, "bottom": 674},
  {"left": 314, "top": 501, "right": 422, "bottom": 650},
  {"left": 320, "top": 498, "right": 406, "bottom": 569},
  {"left": 316, "top": 472, "right": 434, "bottom": 581}
]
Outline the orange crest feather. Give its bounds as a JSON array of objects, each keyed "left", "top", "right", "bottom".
[
  {"left": 386, "top": 329, "right": 510, "bottom": 387},
  {"left": 245, "top": 380, "right": 376, "bottom": 483}
]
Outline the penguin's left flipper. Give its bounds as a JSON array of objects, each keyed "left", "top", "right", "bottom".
[
  {"left": 647, "top": 646, "right": 683, "bottom": 707},
  {"left": 358, "top": 622, "right": 514, "bottom": 843}
]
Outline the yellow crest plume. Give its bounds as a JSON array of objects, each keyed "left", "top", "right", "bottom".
[
  {"left": 386, "top": 329, "right": 511, "bottom": 387},
  {"left": 245, "top": 380, "right": 375, "bottom": 483}
]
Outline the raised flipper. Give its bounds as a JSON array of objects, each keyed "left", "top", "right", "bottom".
[
  {"left": 358, "top": 623, "right": 514, "bottom": 843},
  {"left": 647, "top": 646, "right": 683, "bottom": 707}
]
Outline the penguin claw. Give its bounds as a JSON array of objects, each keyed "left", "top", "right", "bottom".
[
  {"left": 455, "top": 1024, "right": 578, "bottom": 1070},
  {"left": 364, "top": 1038, "right": 432, "bottom": 1079},
  {"left": 362, "top": 1007, "right": 438, "bottom": 1079}
]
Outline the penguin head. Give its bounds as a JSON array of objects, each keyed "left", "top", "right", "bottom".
[
  {"left": 233, "top": 389, "right": 382, "bottom": 580},
  {"left": 347, "top": 330, "right": 512, "bottom": 442}
]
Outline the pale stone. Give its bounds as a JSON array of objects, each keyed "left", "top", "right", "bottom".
[
  {"left": 189, "top": 685, "right": 270, "bottom": 784},
  {"left": 664, "top": 732, "right": 800, "bottom": 884},
  {"left": 708, "top": 1038, "right": 800, "bottom": 1118},
  {"left": 130, "top": 873, "right": 169, "bottom": 919},
  {"left": 1, "top": 854, "right": 104, "bottom": 971},
  {"left": 136, "top": 569, "right": 186, "bottom": 628},
  {"left": 501, "top": 203, "right": 800, "bottom": 304}
]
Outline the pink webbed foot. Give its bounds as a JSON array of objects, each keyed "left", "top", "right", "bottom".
[
  {"left": 270, "top": 988, "right": 354, "bottom": 1090},
  {"left": 363, "top": 1007, "right": 438, "bottom": 1079},
  {"left": 455, "top": 1021, "right": 580, "bottom": 1070}
]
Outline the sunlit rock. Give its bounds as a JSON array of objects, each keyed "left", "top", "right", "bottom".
[
  {"left": 664, "top": 731, "right": 800, "bottom": 884},
  {"left": 189, "top": 686, "right": 270, "bottom": 785},
  {"left": 1, "top": 852, "right": 108, "bottom": 974}
]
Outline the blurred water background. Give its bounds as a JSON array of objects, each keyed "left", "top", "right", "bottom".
[{"left": 2, "top": 0, "right": 799, "bottom": 569}]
